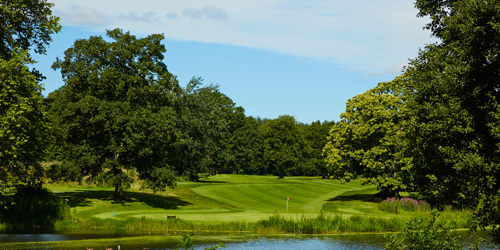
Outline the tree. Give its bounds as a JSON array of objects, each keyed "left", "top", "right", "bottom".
[
  {"left": 302, "top": 120, "right": 335, "bottom": 178},
  {"left": 0, "top": 0, "right": 61, "bottom": 59},
  {"left": 403, "top": 0, "right": 500, "bottom": 243},
  {"left": 0, "top": 49, "right": 47, "bottom": 206},
  {"left": 172, "top": 77, "right": 240, "bottom": 180},
  {"left": 0, "top": 0, "right": 59, "bottom": 207},
  {"left": 262, "top": 115, "right": 310, "bottom": 179},
  {"left": 324, "top": 77, "right": 412, "bottom": 197},
  {"left": 49, "top": 29, "right": 180, "bottom": 197},
  {"left": 221, "top": 116, "right": 264, "bottom": 175}
]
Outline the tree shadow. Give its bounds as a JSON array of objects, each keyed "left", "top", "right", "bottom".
[
  {"left": 56, "top": 190, "right": 192, "bottom": 209},
  {"left": 326, "top": 189, "right": 378, "bottom": 203}
]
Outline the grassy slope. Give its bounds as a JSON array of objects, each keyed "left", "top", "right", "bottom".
[{"left": 47, "top": 175, "right": 386, "bottom": 223}]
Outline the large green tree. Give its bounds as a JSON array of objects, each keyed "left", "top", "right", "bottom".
[
  {"left": 0, "top": 50, "right": 47, "bottom": 206},
  {"left": 172, "top": 78, "right": 240, "bottom": 180},
  {"left": 0, "top": 0, "right": 59, "bottom": 206},
  {"left": 48, "top": 29, "right": 180, "bottom": 196},
  {"left": 262, "top": 115, "right": 310, "bottom": 179},
  {"left": 302, "top": 120, "right": 335, "bottom": 178},
  {"left": 0, "top": 0, "right": 61, "bottom": 59},
  {"left": 324, "top": 77, "right": 412, "bottom": 197},
  {"left": 404, "top": 0, "right": 500, "bottom": 243}
]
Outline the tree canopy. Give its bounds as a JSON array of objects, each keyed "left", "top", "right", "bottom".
[
  {"left": 48, "top": 29, "right": 180, "bottom": 196},
  {"left": 0, "top": 0, "right": 61, "bottom": 59},
  {"left": 0, "top": 0, "right": 60, "bottom": 207},
  {"left": 324, "top": 77, "right": 412, "bottom": 197},
  {"left": 262, "top": 115, "right": 310, "bottom": 178}
]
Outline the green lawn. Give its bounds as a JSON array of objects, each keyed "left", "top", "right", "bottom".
[{"left": 47, "top": 175, "right": 386, "bottom": 223}]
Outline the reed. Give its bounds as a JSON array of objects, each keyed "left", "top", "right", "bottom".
[{"left": 49, "top": 210, "right": 472, "bottom": 234}]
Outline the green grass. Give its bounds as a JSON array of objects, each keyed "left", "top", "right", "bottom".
[
  {"left": 43, "top": 174, "right": 472, "bottom": 234},
  {"left": 47, "top": 175, "right": 377, "bottom": 223}
]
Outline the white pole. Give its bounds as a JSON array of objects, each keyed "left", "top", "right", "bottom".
[{"left": 287, "top": 199, "right": 288, "bottom": 213}]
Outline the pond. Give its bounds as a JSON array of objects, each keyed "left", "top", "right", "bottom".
[{"left": 0, "top": 228, "right": 496, "bottom": 249}]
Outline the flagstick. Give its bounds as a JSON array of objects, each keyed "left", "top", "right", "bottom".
[{"left": 287, "top": 199, "right": 288, "bottom": 214}]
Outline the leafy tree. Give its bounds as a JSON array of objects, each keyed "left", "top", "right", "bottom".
[
  {"left": 0, "top": 0, "right": 61, "bottom": 59},
  {"left": 173, "top": 78, "right": 239, "bottom": 180},
  {"left": 0, "top": 0, "right": 60, "bottom": 207},
  {"left": 403, "top": 0, "right": 500, "bottom": 243},
  {"left": 221, "top": 116, "right": 264, "bottom": 175},
  {"left": 324, "top": 77, "right": 412, "bottom": 197},
  {"left": 302, "top": 120, "right": 335, "bottom": 178},
  {"left": 262, "top": 115, "right": 310, "bottom": 179},
  {"left": 0, "top": 49, "right": 47, "bottom": 206},
  {"left": 48, "top": 29, "right": 180, "bottom": 197}
]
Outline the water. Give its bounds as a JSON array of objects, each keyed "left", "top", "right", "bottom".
[{"left": 0, "top": 229, "right": 496, "bottom": 249}]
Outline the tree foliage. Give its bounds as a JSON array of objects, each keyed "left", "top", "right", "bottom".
[
  {"left": 0, "top": 49, "right": 47, "bottom": 205},
  {"left": 262, "top": 115, "right": 310, "bottom": 178},
  {"left": 403, "top": 0, "right": 500, "bottom": 243},
  {"left": 301, "top": 120, "right": 335, "bottom": 177},
  {"left": 173, "top": 77, "right": 241, "bottom": 180},
  {"left": 324, "top": 77, "right": 412, "bottom": 197},
  {"left": 0, "top": 0, "right": 61, "bottom": 59},
  {"left": 48, "top": 29, "right": 180, "bottom": 196}
]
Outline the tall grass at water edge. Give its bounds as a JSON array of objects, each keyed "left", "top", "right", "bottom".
[
  {"left": 253, "top": 211, "right": 472, "bottom": 234},
  {"left": 51, "top": 210, "right": 471, "bottom": 234}
]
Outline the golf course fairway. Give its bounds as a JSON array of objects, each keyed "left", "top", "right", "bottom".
[{"left": 46, "top": 175, "right": 383, "bottom": 223}]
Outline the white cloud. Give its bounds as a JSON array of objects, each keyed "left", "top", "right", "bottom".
[
  {"left": 118, "top": 11, "right": 160, "bottom": 23},
  {"left": 50, "top": 0, "right": 436, "bottom": 74},
  {"left": 54, "top": 5, "right": 113, "bottom": 27},
  {"left": 183, "top": 5, "right": 228, "bottom": 20}
]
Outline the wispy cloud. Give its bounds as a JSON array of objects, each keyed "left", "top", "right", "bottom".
[
  {"left": 55, "top": 5, "right": 113, "bottom": 27},
  {"left": 49, "top": 0, "right": 435, "bottom": 74},
  {"left": 183, "top": 5, "right": 228, "bottom": 20},
  {"left": 165, "top": 11, "right": 178, "bottom": 20},
  {"left": 118, "top": 11, "right": 160, "bottom": 23},
  {"left": 365, "top": 63, "right": 408, "bottom": 78}
]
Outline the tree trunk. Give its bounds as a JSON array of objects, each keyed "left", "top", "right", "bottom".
[{"left": 114, "top": 186, "right": 123, "bottom": 198}]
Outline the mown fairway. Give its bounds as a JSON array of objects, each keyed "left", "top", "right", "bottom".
[{"left": 47, "top": 175, "right": 381, "bottom": 223}]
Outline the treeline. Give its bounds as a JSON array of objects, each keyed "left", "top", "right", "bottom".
[{"left": 35, "top": 29, "right": 337, "bottom": 194}]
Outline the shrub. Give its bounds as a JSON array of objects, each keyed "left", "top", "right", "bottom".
[
  {"left": 384, "top": 210, "right": 482, "bottom": 250},
  {"left": 0, "top": 186, "right": 70, "bottom": 226},
  {"left": 378, "top": 197, "right": 431, "bottom": 213}
]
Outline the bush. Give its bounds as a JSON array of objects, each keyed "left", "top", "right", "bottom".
[
  {"left": 384, "top": 210, "right": 482, "bottom": 250},
  {"left": 378, "top": 197, "right": 431, "bottom": 213},
  {"left": 0, "top": 186, "right": 70, "bottom": 226}
]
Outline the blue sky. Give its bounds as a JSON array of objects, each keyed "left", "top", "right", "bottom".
[{"left": 34, "top": 0, "right": 435, "bottom": 123}]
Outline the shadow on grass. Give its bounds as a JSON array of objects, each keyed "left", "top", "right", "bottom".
[
  {"left": 56, "top": 190, "right": 192, "bottom": 209},
  {"left": 326, "top": 188, "right": 378, "bottom": 203}
]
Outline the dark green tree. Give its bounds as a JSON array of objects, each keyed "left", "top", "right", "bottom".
[
  {"left": 302, "top": 120, "right": 335, "bottom": 177},
  {"left": 220, "top": 116, "right": 264, "bottom": 175},
  {"left": 0, "top": 0, "right": 59, "bottom": 207},
  {"left": 49, "top": 29, "right": 180, "bottom": 197},
  {"left": 173, "top": 77, "right": 239, "bottom": 180},
  {"left": 0, "top": 49, "right": 47, "bottom": 206},
  {"left": 262, "top": 115, "right": 310, "bottom": 179},
  {"left": 0, "top": 0, "right": 61, "bottom": 59},
  {"left": 404, "top": 0, "right": 500, "bottom": 243}
]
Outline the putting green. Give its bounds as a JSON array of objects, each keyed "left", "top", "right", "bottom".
[{"left": 47, "top": 175, "right": 379, "bottom": 223}]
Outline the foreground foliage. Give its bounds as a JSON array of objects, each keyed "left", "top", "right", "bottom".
[{"left": 385, "top": 211, "right": 482, "bottom": 250}]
